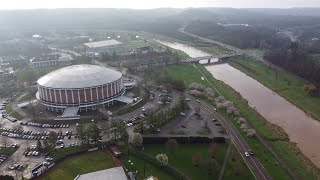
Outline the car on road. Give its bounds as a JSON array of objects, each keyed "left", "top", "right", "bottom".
[
  {"left": 212, "top": 118, "right": 217, "bottom": 122},
  {"left": 214, "top": 108, "right": 217, "bottom": 111},
  {"left": 196, "top": 100, "right": 201, "bottom": 103},
  {"left": 180, "top": 112, "right": 186, "bottom": 116},
  {"left": 215, "top": 122, "right": 221, "bottom": 126},
  {"left": 185, "top": 98, "right": 191, "bottom": 101},
  {"left": 60, "top": 144, "right": 64, "bottom": 148},
  {"left": 248, "top": 149, "right": 254, "bottom": 156},
  {"left": 245, "top": 152, "right": 250, "bottom": 157}
]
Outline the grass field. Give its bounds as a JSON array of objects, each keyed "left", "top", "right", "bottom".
[
  {"left": 144, "top": 143, "right": 253, "bottom": 180},
  {"left": 145, "top": 144, "right": 226, "bottom": 179},
  {"left": 229, "top": 56, "right": 320, "bottom": 121},
  {"left": 41, "top": 150, "right": 117, "bottom": 180},
  {"left": 119, "top": 145, "right": 176, "bottom": 180},
  {"left": 15, "top": 66, "right": 62, "bottom": 82},
  {"left": 18, "top": 92, "right": 32, "bottom": 103},
  {"left": 149, "top": 63, "right": 319, "bottom": 179},
  {"left": 5, "top": 104, "right": 24, "bottom": 120}
]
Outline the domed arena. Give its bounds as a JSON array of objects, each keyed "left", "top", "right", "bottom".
[{"left": 36, "top": 64, "right": 125, "bottom": 112}]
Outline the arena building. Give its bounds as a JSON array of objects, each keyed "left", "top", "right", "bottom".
[{"left": 36, "top": 64, "right": 126, "bottom": 113}]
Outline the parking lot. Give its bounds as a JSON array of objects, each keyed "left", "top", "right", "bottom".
[{"left": 0, "top": 88, "right": 229, "bottom": 179}]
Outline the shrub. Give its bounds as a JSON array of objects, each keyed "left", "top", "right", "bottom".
[
  {"left": 128, "top": 133, "right": 143, "bottom": 148},
  {"left": 156, "top": 153, "right": 169, "bottom": 166}
]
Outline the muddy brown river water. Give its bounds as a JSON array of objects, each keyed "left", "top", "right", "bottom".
[{"left": 158, "top": 40, "right": 320, "bottom": 168}]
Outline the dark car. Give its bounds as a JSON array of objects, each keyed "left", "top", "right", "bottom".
[{"left": 248, "top": 149, "right": 254, "bottom": 156}]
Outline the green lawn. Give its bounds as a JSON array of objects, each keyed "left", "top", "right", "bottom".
[
  {"left": 15, "top": 66, "right": 62, "bottom": 82},
  {"left": 143, "top": 143, "right": 252, "bottom": 180},
  {"left": 229, "top": 56, "right": 320, "bottom": 121},
  {"left": 5, "top": 104, "right": 24, "bottom": 120},
  {"left": 149, "top": 63, "right": 311, "bottom": 179},
  {"left": 73, "top": 56, "right": 92, "bottom": 65},
  {"left": 197, "top": 45, "right": 232, "bottom": 56},
  {"left": 248, "top": 49, "right": 265, "bottom": 58},
  {"left": 119, "top": 145, "right": 176, "bottom": 180},
  {"left": 41, "top": 150, "right": 117, "bottom": 180},
  {"left": 0, "top": 146, "right": 19, "bottom": 156},
  {"left": 18, "top": 92, "right": 32, "bottom": 103}
]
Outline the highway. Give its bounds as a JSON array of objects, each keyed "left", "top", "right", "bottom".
[{"left": 199, "top": 100, "right": 272, "bottom": 180}]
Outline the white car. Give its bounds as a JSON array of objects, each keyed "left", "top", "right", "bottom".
[
  {"left": 180, "top": 112, "right": 186, "bottom": 116},
  {"left": 244, "top": 152, "right": 250, "bottom": 157},
  {"left": 46, "top": 157, "right": 53, "bottom": 161},
  {"left": 126, "top": 123, "right": 133, "bottom": 127}
]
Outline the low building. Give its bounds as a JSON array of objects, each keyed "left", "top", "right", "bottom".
[
  {"left": 83, "top": 39, "right": 132, "bottom": 55},
  {"left": 75, "top": 166, "right": 127, "bottom": 180},
  {"left": 29, "top": 53, "right": 73, "bottom": 68},
  {"left": 0, "top": 55, "right": 26, "bottom": 66}
]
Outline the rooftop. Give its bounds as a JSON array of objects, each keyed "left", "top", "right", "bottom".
[
  {"left": 76, "top": 166, "right": 127, "bottom": 180},
  {"left": 84, "top": 39, "right": 122, "bottom": 48},
  {"left": 37, "top": 64, "right": 122, "bottom": 89}
]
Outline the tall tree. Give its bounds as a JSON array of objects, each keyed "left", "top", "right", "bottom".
[
  {"left": 36, "top": 140, "right": 42, "bottom": 151},
  {"left": 166, "top": 139, "right": 178, "bottom": 154},
  {"left": 208, "top": 143, "right": 219, "bottom": 158},
  {"left": 89, "top": 123, "right": 102, "bottom": 144},
  {"left": 48, "top": 131, "right": 58, "bottom": 148},
  {"left": 192, "top": 152, "right": 201, "bottom": 167}
]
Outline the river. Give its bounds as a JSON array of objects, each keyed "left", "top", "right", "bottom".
[{"left": 157, "top": 40, "right": 320, "bottom": 168}]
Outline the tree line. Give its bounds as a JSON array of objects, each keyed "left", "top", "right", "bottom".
[
  {"left": 264, "top": 42, "right": 320, "bottom": 85},
  {"left": 186, "top": 21, "right": 291, "bottom": 49}
]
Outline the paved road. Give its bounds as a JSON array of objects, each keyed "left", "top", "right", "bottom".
[{"left": 200, "top": 101, "right": 272, "bottom": 180}]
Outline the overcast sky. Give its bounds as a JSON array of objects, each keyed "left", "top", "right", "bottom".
[{"left": 1, "top": 0, "right": 320, "bottom": 10}]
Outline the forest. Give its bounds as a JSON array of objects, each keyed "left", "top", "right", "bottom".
[
  {"left": 264, "top": 42, "right": 320, "bottom": 84},
  {"left": 185, "top": 21, "right": 291, "bottom": 49}
]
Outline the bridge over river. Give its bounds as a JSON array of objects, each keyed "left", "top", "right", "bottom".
[{"left": 183, "top": 53, "right": 243, "bottom": 64}]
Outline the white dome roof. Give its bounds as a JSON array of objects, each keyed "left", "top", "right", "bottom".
[{"left": 37, "top": 64, "right": 122, "bottom": 89}]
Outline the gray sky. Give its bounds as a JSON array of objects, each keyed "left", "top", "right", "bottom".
[{"left": 1, "top": 0, "right": 320, "bottom": 10}]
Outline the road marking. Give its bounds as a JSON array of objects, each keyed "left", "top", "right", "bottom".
[{"left": 202, "top": 104, "right": 270, "bottom": 180}]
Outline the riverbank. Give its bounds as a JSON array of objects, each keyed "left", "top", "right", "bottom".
[
  {"left": 150, "top": 63, "right": 319, "bottom": 179},
  {"left": 229, "top": 56, "right": 320, "bottom": 121}
]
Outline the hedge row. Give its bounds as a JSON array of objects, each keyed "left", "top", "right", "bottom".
[
  {"left": 129, "top": 147, "right": 191, "bottom": 180},
  {"left": 142, "top": 136, "right": 225, "bottom": 144}
]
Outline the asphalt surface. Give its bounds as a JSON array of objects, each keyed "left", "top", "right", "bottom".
[{"left": 199, "top": 100, "right": 272, "bottom": 180}]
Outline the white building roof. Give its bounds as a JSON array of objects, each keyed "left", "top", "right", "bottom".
[
  {"left": 37, "top": 64, "right": 122, "bottom": 89},
  {"left": 76, "top": 166, "right": 127, "bottom": 180},
  {"left": 84, "top": 39, "right": 122, "bottom": 48}
]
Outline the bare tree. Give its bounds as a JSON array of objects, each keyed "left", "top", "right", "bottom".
[
  {"left": 0, "top": 136, "right": 12, "bottom": 149},
  {"left": 192, "top": 152, "right": 201, "bottom": 167},
  {"left": 12, "top": 124, "right": 23, "bottom": 131},
  {"left": 208, "top": 143, "right": 219, "bottom": 158},
  {"left": 233, "top": 164, "right": 245, "bottom": 176},
  {"left": 166, "top": 139, "right": 178, "bottom": 154}
]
